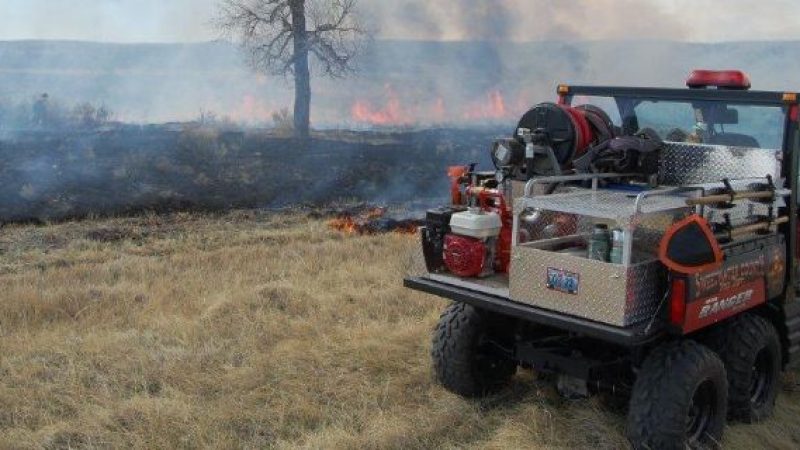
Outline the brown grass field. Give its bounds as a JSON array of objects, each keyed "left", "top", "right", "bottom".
[{"left": 1, "top": 210, "right": 799, "bottom": 449}]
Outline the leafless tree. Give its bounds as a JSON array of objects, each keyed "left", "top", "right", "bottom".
[{"left": 216, "top": 0, "right": 366, "bottom": 139}]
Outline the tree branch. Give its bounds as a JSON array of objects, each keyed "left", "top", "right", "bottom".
[{"left": 215, "top": 0, "right": 368, "bottom": 79}]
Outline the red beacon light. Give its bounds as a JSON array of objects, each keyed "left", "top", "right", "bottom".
[{"left": 686, "top": 70, "right": 752, "bottom": 90}]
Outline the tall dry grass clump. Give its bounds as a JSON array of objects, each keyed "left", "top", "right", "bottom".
[{"left": 0, "top": 210, "right": 798, "bottom": 449}]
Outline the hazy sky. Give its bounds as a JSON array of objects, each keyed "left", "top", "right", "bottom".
[{"left": 1, "top": 0, "right": 799, "bottom": 43}]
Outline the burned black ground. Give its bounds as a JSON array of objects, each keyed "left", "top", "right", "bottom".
[{"left": 0, "top": 127, "right": 498, "bottom": 222}]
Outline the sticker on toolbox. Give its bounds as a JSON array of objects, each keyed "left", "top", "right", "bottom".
[{"left": 546, "top": 267, "right": 580, "bottom": 295}]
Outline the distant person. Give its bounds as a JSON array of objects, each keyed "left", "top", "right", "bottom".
[{"left": 32, "top": 93, "right": 49, "bottom": 127}]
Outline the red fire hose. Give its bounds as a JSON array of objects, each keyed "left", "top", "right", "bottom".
[{"left": 560, "top": 105, "right": 595, "bottom": 157}]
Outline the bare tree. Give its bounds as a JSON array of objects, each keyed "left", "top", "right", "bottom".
[{"left": 216, "top": 0, "right": 366, "bottom": 139}]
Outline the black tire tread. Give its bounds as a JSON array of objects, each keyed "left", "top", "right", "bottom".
[
  {"left": 431, "top": 302, "right": 516, "bottom": 397},
  {"left": 702, "top": 314, "right": 781, "bottom": 422},
  {"left": 626, "top": 340, "right": 727, "bottom": 450}
]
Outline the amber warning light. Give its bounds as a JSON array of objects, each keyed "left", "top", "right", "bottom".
[{"left": 686, "top": 70, "right": 752, "bottom": 90}]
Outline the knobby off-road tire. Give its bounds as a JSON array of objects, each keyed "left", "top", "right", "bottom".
[
  {"left": 627, "top": 340, "right": 728, "bottom": 450},
  {"left": 432, "top": 302, "right": 517, "bottom": 397},
  {"left": 703, "top": 314, "right": 781, "bottom": 423}
]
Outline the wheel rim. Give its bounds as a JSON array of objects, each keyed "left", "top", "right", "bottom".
[
  {"left": 687, "top": 380, "right": 717, "bottom": 442},
  {"left": 750, "top": 348, "right": 774, "bottom": 408}
]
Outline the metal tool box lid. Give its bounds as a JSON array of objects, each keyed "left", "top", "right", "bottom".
[{"left": 517, "top": 189, "right": 691, "bottom": 222}]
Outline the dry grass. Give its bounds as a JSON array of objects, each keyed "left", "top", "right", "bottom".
[{"left": 1, "top": 210, "right": 799, "bottom": 449}]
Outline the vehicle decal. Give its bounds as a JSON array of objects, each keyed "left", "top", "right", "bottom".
[
  {"left": 693, "top": 255, "right": 766, "bottom": 298},
  {"left": 683, "top": 280, "right": 766, "bottom": 333}
]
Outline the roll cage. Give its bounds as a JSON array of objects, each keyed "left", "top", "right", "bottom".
[{"left": 559, "top": 84, "right": 800, "bottom": 301}]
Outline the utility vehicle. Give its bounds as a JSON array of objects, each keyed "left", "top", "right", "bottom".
[{"left": 404, "top": 70, "right": 800, "bottom": 448}]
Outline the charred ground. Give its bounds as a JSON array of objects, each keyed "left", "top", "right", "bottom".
[{"left": 0, "top": 127, "right": 497, "bottom": 222}]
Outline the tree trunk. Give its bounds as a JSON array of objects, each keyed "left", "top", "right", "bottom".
[{"left": 291, "top": 0, "right": 311, "bottom": 140}]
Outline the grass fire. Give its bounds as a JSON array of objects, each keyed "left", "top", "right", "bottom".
[{"left": 327, "top": 206, "right": 423, "bottom": 235}]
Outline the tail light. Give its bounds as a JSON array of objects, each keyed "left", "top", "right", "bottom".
[{"left": 669, "top": 278, "right": 687, "bottom": 326}]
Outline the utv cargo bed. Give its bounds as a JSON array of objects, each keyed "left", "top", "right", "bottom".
[{"left": 404, "top": 276, "right": 664, "bottom": 346}]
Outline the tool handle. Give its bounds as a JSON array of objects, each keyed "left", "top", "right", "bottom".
[
  {"left": 726, "top": 216, "right": 789, "bottom": 238},
  {"left": 686, "top": 190, "right": 774, "bottom": 206}
]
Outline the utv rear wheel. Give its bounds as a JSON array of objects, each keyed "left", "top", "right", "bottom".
[
  {"left": 627, "top": 340, "right": 727, "bottom": 450},
  {"left": 704, "top": 314, "right": 781, "bottom": 422},
  {"left": 432, "top": 303, "right": 517, "bottom": 397}
]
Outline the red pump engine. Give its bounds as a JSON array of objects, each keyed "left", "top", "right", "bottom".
[
  {"left": 440, "top": 186, "right": 512, "bottom": 278},
  {"left": 443, "top": 234, "right": 487, "bottom": 277}
]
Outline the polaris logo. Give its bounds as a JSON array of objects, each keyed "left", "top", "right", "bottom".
[{"left": 698, "top": 289, "right": 754, "bottom": 319}]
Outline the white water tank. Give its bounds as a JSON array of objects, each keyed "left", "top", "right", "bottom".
[{"left": 449, "top": 208, "right": 502, "bottom": 239}]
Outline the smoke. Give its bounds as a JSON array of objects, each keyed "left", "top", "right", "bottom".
[
  {"left": 660, "top": 0, "right": 800, "bottom": 42},
  {"left": 0, "top": 40, "right": 294, "bottom": 125},
  {"left": 365, "top": 0, "right": 687, "bottom": 42},
  {"left": 3, "top": 1, "right": 800, "bottom": 44},
  {"left": 2, "top": 0, "right": 799, "bottom": 127},
  {"left": 2, "top": 39, "right": 800, "bottom": 128},
  {"left": 0, "top": 0, "right": 218, "bottom": 43},
  {"left": 364, "top": 0, "right": 800, "bottom": 43}
]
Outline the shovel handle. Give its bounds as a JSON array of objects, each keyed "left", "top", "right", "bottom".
[
  {"left": 725, "top": 216, "right": 789, "bottom": 238},
  {"left": 686, "top": 190, "right": 774, "bottom": 206}
]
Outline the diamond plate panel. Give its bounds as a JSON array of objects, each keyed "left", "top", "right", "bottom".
[
  {"left": 660, "top": 142, "right": 780, "bottom": 186},
  {"left": 516, "top": 189, "right": 691, "bottom": 223},
  {"left": 406, "top": 233, "right": 429, "bottom": 278},
  {"left": 634, "top": 210, "right": 690, "bottom": 251},
  {"left": 509, "top": 245, "right": 665, "bottom": 327}
]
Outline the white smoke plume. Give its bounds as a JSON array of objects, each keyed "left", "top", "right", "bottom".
[
  {"left": 365, "top": 0, "right": 678, "bottom": 42},
  {"left": 1, "top": 0, "right": 799, "bottom": 43}
]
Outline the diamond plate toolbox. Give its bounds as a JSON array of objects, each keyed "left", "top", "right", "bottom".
[{"left": 509, "top": 244, "right": 665, "bottom": 327}]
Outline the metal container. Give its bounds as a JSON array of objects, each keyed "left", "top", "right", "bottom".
[{"left": 510, "top": 238, "right": 664, "bottom": 327}]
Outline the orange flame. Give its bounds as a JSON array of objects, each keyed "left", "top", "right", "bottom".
[
  {"left": 350, "top": 87, "right": 522, "bottom": 126},
  {"left": 329, "top": 216, "right": 359, "bottom": 234},
  {"left": 328, "top": 207, "right": 420, "bottom": 236},
  {"left": 351, "top": 85, "right": 414, "bottom": 126},
  {"left": 462, "top": 90, "right": 507, "bottom": 121}
]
